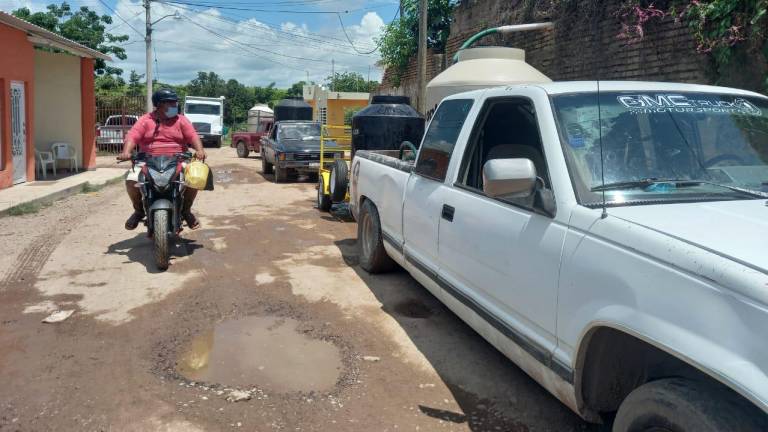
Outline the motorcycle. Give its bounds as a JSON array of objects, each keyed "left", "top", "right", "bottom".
[{"left": 125, "top": 151, "right": 193, "bottom": 270}]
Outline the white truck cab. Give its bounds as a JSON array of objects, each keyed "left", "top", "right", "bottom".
[
  {"left": 183, "top": 95, "right": 225, "bottom": 147},
  {"left": 351, "top": 81, "right": 768, "bottom": 431}
]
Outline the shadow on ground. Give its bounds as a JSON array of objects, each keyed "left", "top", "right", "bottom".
[
  {"left": 107, "top": 233, "right": 203, "bottom": 273},
  {"left": 333, "top": 237, "right": 607, "bottom": 432}
]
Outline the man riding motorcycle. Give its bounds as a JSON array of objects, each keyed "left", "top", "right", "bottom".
[{"left": 118, "top": 89, "right": 207, "bottom": 230}]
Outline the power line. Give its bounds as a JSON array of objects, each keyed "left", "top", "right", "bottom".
[
  {"left": 97, "top": 0, "right": 144, "bottom": 38},
  {"left": 163, "top": 0, "right": 353, "bottom": 14},
  {"left": 180, "top": 14, "right": 310, "bottom": 72},
  {"left": 159, "top": 1, "right": 379, "bottom": 53},
  {"left": 335, "top": 5, "right": 399, "bottom": 55}
]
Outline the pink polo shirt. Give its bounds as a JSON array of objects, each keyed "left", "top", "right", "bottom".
[{"left": 125, "top": 112, "right": 198, "bottom": 156}]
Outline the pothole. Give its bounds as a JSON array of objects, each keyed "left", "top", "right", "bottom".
[
  {"left": 392, "top": 299, "right": 433, "bottom": 319},
  {"left": 175, "top": 316, "right": 342, "bottom": 393}
]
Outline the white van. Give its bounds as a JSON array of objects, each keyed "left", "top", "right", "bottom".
[{"left": 183, "top": 95, "right": 225, "bottom": 147}]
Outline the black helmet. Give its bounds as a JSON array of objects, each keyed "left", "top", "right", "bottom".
[{"left": 152, "top": 88, "right": 178, "bottom": 107}]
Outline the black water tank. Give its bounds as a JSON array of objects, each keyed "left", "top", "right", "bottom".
[
  {"left": 274, "top": 97, "right": 313, "bottom": 121},
  {"left": 351, "top": 96, "right": 425, "bottom": 157}
]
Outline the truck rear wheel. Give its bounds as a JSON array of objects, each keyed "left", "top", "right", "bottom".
[
  {"left": 330, "top": 159, "right": 348, "bottom": 203},
  {"left": 613, "top": 378, "right": 767, "bottom": 432},
  {"left": 358, "top": 199, "right": 395, "bottom": 273},
  {"left": 236, "top": 141, "right": 249, "bottom": 158},
  {"left": 262, "top": 156, "right": 273, "bottom": 174}
]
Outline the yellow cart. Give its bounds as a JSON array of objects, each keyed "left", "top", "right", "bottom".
[{"left": 317, "top": 124, "right": 352, "bottom": 212}]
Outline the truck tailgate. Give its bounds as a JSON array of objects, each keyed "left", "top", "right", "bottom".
[{"left": 350, "top": 150, "right": 414, "bottom": 253}]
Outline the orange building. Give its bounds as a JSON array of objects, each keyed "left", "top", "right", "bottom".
[
  {"left": 0, "top": 12, "right": 110, "bottom": 190},
  {"left": 303, "top": 84, "right": 369, "bottom": 128}
]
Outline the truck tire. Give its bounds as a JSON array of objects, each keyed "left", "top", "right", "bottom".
[
  {"left": 274, "top": 164, "right": 288, "bottom": 183},
  {"left": 153, "top": 209, "right": 170, "bottom": 271},
  {"left": 329, "top": 159, "right": 348, "bottom": 203},
  {"left": 358, "top": 199, "right": 395, "bottom": 273},
  {"left": 236, "top": 141, "right": 249, "bottom": 158},
  {"left": 262, "top": 155, "right": 273, "bottom": 174},
  {"left": 317, "top": 176, "right": 332, "bottom": 212},
  {"left": 214, "top": 136, "right": 222, "bottom": 148},
  {"left": 613, "top": 378, "right": 768, "bottom": 432}
]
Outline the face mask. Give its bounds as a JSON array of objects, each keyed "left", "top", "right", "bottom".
[{"left": 165, "top": 106, "right": 179, "bottom": 118}]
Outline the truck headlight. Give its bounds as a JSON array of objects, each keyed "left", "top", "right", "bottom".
[{"left": 278, "top": 153, "right": 286, "bottom": 161}]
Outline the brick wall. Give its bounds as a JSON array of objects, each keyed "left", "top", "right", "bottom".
[{"left": 379, "top": 0, "right": 764, "bottom": 106}]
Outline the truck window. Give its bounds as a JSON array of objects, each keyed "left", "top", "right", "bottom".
[
  {"left": 458, "top": 98, "right": 551, "bottom": 205},
  {"left": 414, "top": 99, "right": 474, "bottom": 182},
  {"left": 186, "top": 104, "right": 221, "bottom": 115}
]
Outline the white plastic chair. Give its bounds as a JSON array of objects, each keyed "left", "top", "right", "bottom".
[
  {"left": 35, "top": 150, "right": 56, "bottom": 179},
  {"left": 51, "top": 142, "right": 78, "bottom": 173}
]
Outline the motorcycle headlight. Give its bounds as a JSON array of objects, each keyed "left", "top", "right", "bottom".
[{"left": 149, "top": 168, "right": 174, "bottom": 190}]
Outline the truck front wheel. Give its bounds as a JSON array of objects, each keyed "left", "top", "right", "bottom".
[
  {"left": 262, "top": 155, "right": 273, "bottom": 174},
  {"left": 358, "top": 199, "right": 395, "bottom": 273},
  {"left": 613, "top": 378, "right": 767, "bottom": 432}
]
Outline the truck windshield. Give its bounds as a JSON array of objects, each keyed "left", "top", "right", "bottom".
[
  {"left": 551, "top": 91, "right": 768, "bottom": 206},
  {"left": 279, "top": 123, "right": 321, "bottom": 140},
  {"left": 186, "top": 104, "right": 221, "bottom": 115}
]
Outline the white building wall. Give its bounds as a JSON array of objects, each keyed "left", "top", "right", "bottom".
[{"left": 34, "top": 50, "right": 82, "bottom": 165}]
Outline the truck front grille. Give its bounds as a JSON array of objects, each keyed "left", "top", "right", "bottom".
[{"left": 193, "top": 122, "right": 211, "bottom": 133}]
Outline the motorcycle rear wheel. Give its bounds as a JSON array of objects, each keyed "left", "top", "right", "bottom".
[{"left": 153, "top": 209, "right": 170, "bottom": 271}]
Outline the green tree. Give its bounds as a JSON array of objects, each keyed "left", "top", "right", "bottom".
[
  {"left": 12, "top": 2, "right": 129, "bottom": 76},
  {"left": 286, "top": 81, "right": 308, "bottom": 98},
  {"left": 127, "top": 70, "right": 144, "bottom": 96},
  {"left": 224, "top": 78, "right": 256, "bottom": 128},
  {"left": 326, "top": 72, "right": 379, "bottom": 92},
  {"left": 187, "top": 71, "right": 227, "bottom": 98},
  {"left": 95, "top": 74, "right": 125, "bottom": 94},
  {"left": 254, "top": 82, "right": 287, "bottom": 108},
  {"left": 377, "top": 0, "right": 458, "bottom": 86}
]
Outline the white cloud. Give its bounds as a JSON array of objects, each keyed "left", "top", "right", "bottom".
[
  {"left": 110, "top": 0, "right": 386, "bottom": 87},
  {"left": 0, "top": 0, "right": 388, "bottom": 87}
]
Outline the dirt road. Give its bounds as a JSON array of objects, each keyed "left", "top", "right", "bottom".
[{"left": 0, "top": 148, "right": 600, "bottom": 431}]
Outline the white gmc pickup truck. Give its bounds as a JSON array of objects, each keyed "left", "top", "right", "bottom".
[{"left": 350, "top": 81, "right": 768, "bottom": 431}]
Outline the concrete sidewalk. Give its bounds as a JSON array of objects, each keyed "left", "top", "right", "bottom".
[{"left": 0, "top": 168, "right": 126, "bottom": 216}]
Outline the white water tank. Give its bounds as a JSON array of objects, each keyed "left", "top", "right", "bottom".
[
  {"left": 246, "top": 104, "right": 274, "bottom": 132},
  {"left": 425, "top": 47, "right": 551, "bottom": 115}
]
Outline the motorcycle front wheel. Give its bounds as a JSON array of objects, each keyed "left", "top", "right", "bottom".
[{"left": 153, "top": 209, "right": 170, "bottom": 271}]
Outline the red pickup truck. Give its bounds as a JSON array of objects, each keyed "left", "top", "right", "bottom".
[{"left": 231, "top": 117, "right": 274, "bottom": 158}]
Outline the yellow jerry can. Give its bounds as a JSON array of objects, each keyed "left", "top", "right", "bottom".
[{"left": 184, "top": 160, "right": 210, "bottom": 190}]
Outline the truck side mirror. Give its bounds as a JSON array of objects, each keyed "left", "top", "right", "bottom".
[{"left": 482, "top": 158, "right": 537, "bottom": 198}]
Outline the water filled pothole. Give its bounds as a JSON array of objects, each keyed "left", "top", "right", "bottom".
[{"left": 176, "top": 316, "right": 342, "bottom": 393}]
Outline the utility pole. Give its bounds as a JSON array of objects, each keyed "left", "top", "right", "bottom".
[
  {"left": 144, "top": 0, "right": 153, "bottom": 113},
  {"left": 367, "top": 65, "right": 371, "bottom": 92},
  {"left": 417, "top": 0, "right": 428, "bottom": 113},
  {"left": 331, "top": 59, "right": 335, "bottom": 92}
]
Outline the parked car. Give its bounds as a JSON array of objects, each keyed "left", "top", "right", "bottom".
[
  {"left": 231, "top": 117, "right": 274, "bottom": 158},
  {"left": 96, "top": 115, "right": 139, "bottom": 151},
  {"left": 350, "top": 81, "right": 768, "bottom": 431},
  {"left": 260, "top": 121, "right": 342, "bottom": 182}
]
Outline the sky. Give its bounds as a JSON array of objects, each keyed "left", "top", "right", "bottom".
[{"left": 0, "top": 0, "right": 398, "bottom": 87}]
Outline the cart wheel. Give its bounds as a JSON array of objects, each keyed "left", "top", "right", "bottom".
[
  {"left": 317, "top": 175, "right": 332, "bottom": 212},
  {"left": 330, "top": 159, "right": 348, "bottom": 203}
]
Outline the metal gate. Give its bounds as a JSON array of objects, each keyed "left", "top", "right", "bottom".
[
  {"left": 11, "top": 81, "right": 26, "bottom": 185},
  {"left": 95, "top": 94, "right": 145, "bottom": 154}
]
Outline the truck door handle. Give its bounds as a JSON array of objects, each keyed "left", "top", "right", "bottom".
[{"left": 442, "top": 204, "right": 455, "bottom": 222}]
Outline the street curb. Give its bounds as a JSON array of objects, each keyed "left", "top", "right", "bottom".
[{"left": 0, "top": 173, "right": 125, "bottom": 218}]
